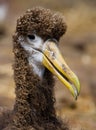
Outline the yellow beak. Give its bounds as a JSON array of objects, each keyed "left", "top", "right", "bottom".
[{"left": 42, "top": 40, "right": 80, "bottom": 99}]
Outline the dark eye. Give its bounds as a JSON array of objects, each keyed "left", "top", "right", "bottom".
[{"left": 27, "top": 35, "right": 35, "bottom": 40}]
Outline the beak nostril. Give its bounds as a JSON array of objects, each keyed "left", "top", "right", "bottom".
[{"left": 50, "top": 52, "right": 56, "bottom": 60}]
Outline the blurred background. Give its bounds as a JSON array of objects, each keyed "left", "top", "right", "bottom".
[{"left": 0, "top": 0, "right": 96, "bottom": 129}]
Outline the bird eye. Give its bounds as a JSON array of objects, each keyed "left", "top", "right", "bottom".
[
  {"left": 27, "top": 34, "right": 35, "bottom": 40},
  {"left": 27, "top": 34, "right": 43, "bottom": 45}
]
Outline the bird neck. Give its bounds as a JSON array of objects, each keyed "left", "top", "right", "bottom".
[{"left": 13, "top": 40, "right": 56, "bottom": 125}]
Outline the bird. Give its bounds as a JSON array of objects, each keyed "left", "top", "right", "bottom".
[{"left": 0, "top": 7, "right": 80, "bottom": 130}]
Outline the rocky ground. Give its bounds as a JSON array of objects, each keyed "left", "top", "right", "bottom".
[{"left": 0, "top": 1, "right": 96, "bottom": 130}]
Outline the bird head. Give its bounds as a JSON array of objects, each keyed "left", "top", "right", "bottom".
[{"left": 14, "top": 7, "right": 80, "bottom": 99}]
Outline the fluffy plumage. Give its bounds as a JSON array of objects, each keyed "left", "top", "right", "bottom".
[
  {"left": 16, "top": 7, "right": 67, "bottom": 40},
  {"left": 0, "top": 7, "right": 69, "bottom": 130}
]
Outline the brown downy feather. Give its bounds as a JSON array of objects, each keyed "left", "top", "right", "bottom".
[{"left": 0, "top": 7, "right": 69, "bottom": 130}]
